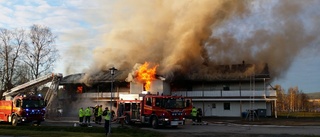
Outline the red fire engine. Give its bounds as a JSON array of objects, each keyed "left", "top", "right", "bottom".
[
  {"left": 117, "top": 93, "right": 192, "bottom": 129},
  {"left": 0, "top": 73, "right": 62, "bottom": 126},
  {"left": 0, "top": 94, "right": 46, "bottom": 126}
]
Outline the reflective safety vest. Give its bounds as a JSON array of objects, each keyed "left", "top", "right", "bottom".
[
  {"left": 79, "top": 108, "right": 84, "bottom": 117},
  {"left": 104, "top": 110, "right": 111, "bottom": 120},
  {"left": 85, "top": 108, "right": 91, "bottom": 116},
  {"left": 191, "top": 108, "right": 197, "bottom": 117},
  {"left": 98, "top": 107, "right": 103, "bottom": 116}
]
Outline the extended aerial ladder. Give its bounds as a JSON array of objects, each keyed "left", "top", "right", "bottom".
[{"left": 2, "top": 73, "right": 63, "bottom": 107}]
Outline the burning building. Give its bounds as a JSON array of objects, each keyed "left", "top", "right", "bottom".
[
  {"left": 171, "top": 61, "right": 277, "bottom": 118},
  {"left": 57, "top": 61, "right": 276, "bottom": 118}
]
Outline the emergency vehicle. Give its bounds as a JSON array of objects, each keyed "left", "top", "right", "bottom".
[
  {"left": 0, "top": 94, "right": 46, "bottom": 126},
  {"left": 117, "top": 92, "right": 192, "bottom": 129},
  {"left": 0, "top": 73, "right": 62, "bottom": 126}
]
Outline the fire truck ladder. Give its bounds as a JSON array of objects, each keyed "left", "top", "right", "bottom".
[
  {"left": 3, "top": 73, "right": 63, "bottom": 98},
  {"left": 44, "top": 74, "right": 62, "bottom": 108}
]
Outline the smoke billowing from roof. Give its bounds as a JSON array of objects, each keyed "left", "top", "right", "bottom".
[{"left": 81, "top": 0, "right": 320, "bottom": 82}]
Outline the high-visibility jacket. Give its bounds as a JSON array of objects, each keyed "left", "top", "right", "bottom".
[
  {"left": 104, "top": 110, "right": 111, "bottom": 120},
  {"left": 191, "top": 108, "right": 197, "bottom": 117},
  {"left": 98, "top": 107, "right": 103, "bottom": 116},
  {"left": 79, "top": 108, "right": 84, "bottom": 117},
  {"left": 85, "top": 108, "right": 91, "bottom": 116}
]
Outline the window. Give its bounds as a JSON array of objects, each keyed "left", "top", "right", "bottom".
[
  {"left": 124, "top": 103, "right": 131, "bottom": 111},
  {"left": 186, "top": 99, "right": 191, "bottom": 107},
  {"left": 223, "top": 85, "right": 230, "bottom": 91},
  {"left": 146, "top": 97, "right": 152, "bottom": 106},
  {"left": 22, "top": 99, "right": 45, "bottom": 108},
  {"left": 155, "top": 98, "right": 161, "bottom": 107},
  {"left": 224, "top": 103, "right": 230, "bottom": 110},
  {"left": 212, "top": 103, "right": 216, "bottom": 108},
  {"left": 16, "top": 99, "right": 21, "bottom": 107}
]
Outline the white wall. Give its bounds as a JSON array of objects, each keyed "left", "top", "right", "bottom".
[
  {"left": 130, "top": 82, "right": 143, "bottom": 94},
  {"left": 130, "top": 79, "right": 166, "bottom": 95},
  {"left": 195, "top": 101, "right": 268, "bottom": 117}
]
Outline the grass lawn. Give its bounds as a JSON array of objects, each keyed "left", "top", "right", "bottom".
[
  {"left": 0, "top": 125, "right": 163, "bottom": 137},
  {"left": 277, "top": 111, "right": 320, "bottom": 117}
]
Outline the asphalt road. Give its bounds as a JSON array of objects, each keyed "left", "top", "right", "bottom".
[
  {"left": 31, "top": 118, "right": 320, "bottom": 137},
  {"left": 144, "top": 121, "right": 320, "bottom": 137}
]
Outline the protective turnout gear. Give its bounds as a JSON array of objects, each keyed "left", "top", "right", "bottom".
[
  {"left": 79, "top": 108, "right": 84, "bottom": 117},
  {"left": 104, "top": 110, "right": 111, "bottom": 120},
  {"left": 191, "top": 107, "right": 197, "bottom": 124},
  {"left": 85, "top": 107, "right": 91, "bottom": 116},
  {"left": 79, "top": 108, "right": 84, "bottom": 123},
  {"left": 191, "top": 107, "right": 197, "bottom": 117}
]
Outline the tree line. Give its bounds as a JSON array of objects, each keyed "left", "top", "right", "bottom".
[
  {"left": 0, "top": 24, "right": 59, "bottom": 97},
  {"left": 275, "top": 85, "right": 318, "bottom": 112}
]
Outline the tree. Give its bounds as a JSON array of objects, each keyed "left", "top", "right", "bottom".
[
  {"left": 0, "top": 28, "right": 26, "bottom": 97},
  {"left": 23, "top": 24, "right": 59, "bottom": 80},
  {"left": 275, "top": 85, "right": 287, "bottom": 111},
  {"left": 299, "top": 92, "right": 310, "bottom": 111}
]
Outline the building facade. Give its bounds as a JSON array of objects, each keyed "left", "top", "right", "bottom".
[{"left": 57, "top": 63, "right": 277, "bottom": 118}]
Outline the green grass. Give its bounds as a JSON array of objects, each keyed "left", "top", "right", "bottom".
[{"left": 0, "top": 125, "right": 163, "bottom": 137}]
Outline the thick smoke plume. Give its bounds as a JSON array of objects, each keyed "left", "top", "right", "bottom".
[{"left": 81, "top": 0, "right": 320, "bottom": 82}]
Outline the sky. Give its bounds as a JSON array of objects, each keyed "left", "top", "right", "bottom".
[{"left": 0, "top": 0, "right": 319, "bottom": 93}]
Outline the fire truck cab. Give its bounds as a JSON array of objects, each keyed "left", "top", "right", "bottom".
[
  {"left": 118, "top": 93, "right": 192, "bottom": 129},
  {"left": 0, "top": 94, "right": 46, "bottom": 126}
]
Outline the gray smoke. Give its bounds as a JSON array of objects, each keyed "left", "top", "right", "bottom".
[{"left": 79, "top": 0, "right": 319, "bottom": 83}]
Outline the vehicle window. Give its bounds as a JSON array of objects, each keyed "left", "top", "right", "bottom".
[
  {"left": 155, "top": 98, "right": 161, "bottom": 107},
  {"left": 124, "top": 103, "right": 130, "bottom": 111},
  {"left": 186, "top": 99, "right": 190, "bottom": 107},
  {"left": 16, "top": 99, "right": 21, "bottom": 107},
  {"left": 146, "top": 97, "right": 152, "bottom": 106},
  {"left": 165, "top": 98, "right": 185, "bottom": 109},
  {"left": 22, "top": 99, "right": 45, "bottom": 108}
]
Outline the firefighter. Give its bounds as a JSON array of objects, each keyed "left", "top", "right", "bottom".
[
  {"left": 97, "top": 105, "right": 103, "bottom": 125},
  {"left": 85, "top": 107, "right": 92, "bottom": 126},
  {"left": 94, "top": 105, "right": 99, "bottom": 124},
  {"left": 191, "top": 106, "right": 197, "bottom": 125},
  {"left": 197, "top": 108, "right": 202, "bottom": 123},
  {"left": 103, "top": 107, "right": 111, "bottom": 135},
  {"left": 117, "top": 103, "right": 124, "bottom": 117},
  {"left": 79, "top": 107, "right": 84, "bottom": 124}
]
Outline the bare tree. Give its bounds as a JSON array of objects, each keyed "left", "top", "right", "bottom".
[
  {"left": 23, "top": 24, "right": 59, "bottom": 80},
  {"left": 0, "top": 28, "right": 26, "bottom": 97},
  {"left": 275, "top": 85, "right": 287, "bottom": 111},
  {"left": 299, "top": 92, "right": 310, "bottom": 111}
]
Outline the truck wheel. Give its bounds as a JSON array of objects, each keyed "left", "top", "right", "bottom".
[
  {"left": 172, "top": 126, "right": 178, "bottom": 128},
  {"left": 12, "top": 115, "right": 18, "bottom": 126},
  {"left": 152, "top": 117, "right": 158, "bottom": 129},
  {"left": 35, "top": 121, "right": 41, "bottom": 126}
]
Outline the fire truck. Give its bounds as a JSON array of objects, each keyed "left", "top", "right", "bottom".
[
  {"left": 117, "top": 93, "right": 192, "bottom": 129},
  {"left": 0, "top": 94, "right": 46, "bottom": 126},
  {"left": 0, "top": 73, "right": 62, "bottom": 126}
]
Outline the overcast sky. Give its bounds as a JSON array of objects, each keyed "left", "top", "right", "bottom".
[{"left": 0, "top": 0, "right": 319, "bottom": 93}]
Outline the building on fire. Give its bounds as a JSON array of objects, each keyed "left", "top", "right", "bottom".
[{"left": 57, "top": 62, "right": 277, "bottom": 118}]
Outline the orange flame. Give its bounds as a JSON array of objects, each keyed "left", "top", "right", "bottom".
[
  {"left": 136, "top": 62, "right": 158, "bottom": 91},
  {"left": 77, "top": 86, "right": 83, "bottom": 93}
]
